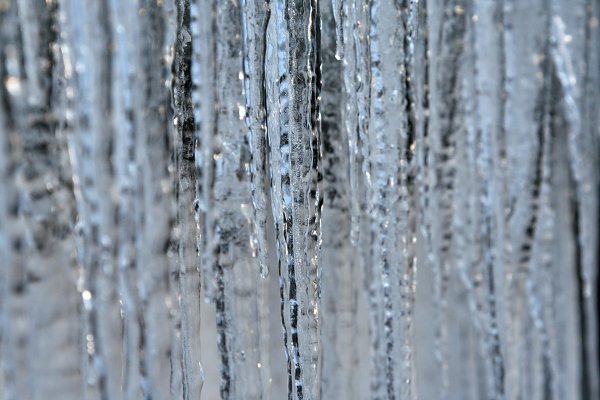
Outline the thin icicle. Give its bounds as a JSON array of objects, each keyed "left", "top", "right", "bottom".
[
  {"left": 241, "top": 0, "right": 271, "bottom": 278},
  {"left": 264, "top": 4, "right": 293, "bottom": 396},
  {"left": 341, "top": 0, "right": 359, "bottom": 246},
  {"left": 342, "top": 0, "right": 371, "bottom": 247},
  {"left": 467, "top": 2, "right": 509, "bottom": 397},
  {"left": 470, "top": 1, "right": 513, "bottom": 399},
  {"left": 426, "top": 2, "right": 468, "bottom": 397},
  {"left": 319, "top": 1, "right": 361, "bottom": 398},
  {"left": 331, "top": 0, "right": 344, "bottom": 60},
  {"left": 273, "top": 0, "right": 301, "bottom": 396},
  {"left": 108, "top": 2, "right": 143, "bottom": 398},
  {"left": 189, "top": 0, "right": 209, "bottom": 303},
  {"left": 399, "top": 2, "right": 419, "bottom": 398},
  {"left": 173, "top": 1, "right": 203, "bottom": 398},
  {"left": 0, "top": 75, "right": 10, "bottom": 400},
  {"left": 190, "top": 0, "right": 218, "bottom": 304}
]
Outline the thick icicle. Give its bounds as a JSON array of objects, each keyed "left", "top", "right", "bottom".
[
  {"left": 129, "top": 2, "right": 177, "bottom": 398},
  {"left": 0, "top": 6, "right": 33, "bottom": 398},
  {"left": 104, "top": 2, "right": 178, "bottom": 398},
  {"left": 59, "top": 1, "right": 125, "bottom": 397},
  {"left": 343, "top": 0, "right": 371, "bottom": 247},
  {"left": 0, "top": 2, "right": 81, "bottom": 399},
  {"left": 337, "top": 2, "right": 377, "bottom": 397},
  {"left": 270, "top": 0, "right": 322, "bottom": 398},
  {"left": 193, "top": 0, "right": 277, "bottom": 397},
  {"left": 367, "top": 1, "right": 419, "bottom": 398},
  {"left": 202, "top": 0, "right": 272, "bottom": 397}
]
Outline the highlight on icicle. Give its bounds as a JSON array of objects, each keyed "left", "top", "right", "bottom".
[{"left": 0, "top": 0, "right": 598, "bottom": 399}]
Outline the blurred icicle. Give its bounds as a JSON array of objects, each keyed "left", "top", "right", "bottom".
[
  {"left": 1, "top": 1, "right": 83, "bottom": 397},
  {"left": 319, "top": 1, "right": 361, "bottom": 399},
  {"left": 129, "top": 2, "right": 177, "bottom": 398},
  {"left": 424, "top": 1, "right": 469, "bottom": 398},
  {"left": 469, "top": 1, "right": 509, "bottom": 399},
  {"left": 109, "top": 1, "right": 142, "bottom": 397},
  {"left": 190, "top": 0, "right": 218, "bottom": 305},
  {"left": 172, "top": 0, "right": 204, "bottom": 398},
  {"left": 58, "top": 0, "right": 125, "bottom": 398}
]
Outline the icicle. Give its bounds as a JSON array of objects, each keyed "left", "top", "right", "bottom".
[
  {"left": 0, "top": 6, "right": 30, "bottom": 398},
  {"left": 0, "top": 1, "right": 84, "bottom": 398},
  {"left": 202, "top": 0, "right": 272, "bottom": 397},
  {"left": 173, "top": 1, "right": 203, "bottom": 398},
  {"left": 264, "top": 3, "right": 292, "bottom": 395},
  {"left": 340, "top": 3, "right": 380, "bottom": 394},
  {"left": 424, "top": 1, "right": 468, "bottom": 397},
  {"left": 0, "top": 85, "right": 9, "bottom": 400},
  {"left": 190, "top": 0, "right": 219, "bottom": 304},
  {"left": 500, "top": 1, "right": 552, "bottom": 399},
  {"left": 319, "top": 1, "right": 362, "bottom": 398},
  {"left": 399, "top": 1, "right": 419, "bottom": 397},
  {"left": 552, "top": 13, "right": 600, "bottom": 400},
  {"left": 130, "top": 2, "right": 177, "bottom": 398},
  {"left": 108, "top": 1, "right": 144, "bottom": 398},
  {"left": 57, "top": 1, "right": 126, "bottom": 398},
  {"left": 241, "top": 0, "right": 271, "bottom": 278},
  {"left": 342, "top": 0, "right": 371, "bottom": 247},
  {"left": 273, "top": 0, "right": 298, "bottom": 395},
  {"left": 270, "top": 0, "right": 323, "bottom": 398},
  {"left": 576, "top": 0, "right": 600, "bottom": 396},
  {"left": 470, "top": 1, "right": 512, "bottom": 399},
  {"left": 341, "top": 0, "right": 360, "bottom": 246},
  {"left": 464, "top": 3, "right": 513, "bottom": 399},
  {"left": 366, "top": 1, "right": 419, "bottom": 398},
  {"left": 262, "top": 6, "right": 306, "bottom": 398},
  {"left": 331, "top": 0, "right": 344, "bottom": 60},
  {"left": 523, "top": 106, "right": 558, "bottom": 400}
]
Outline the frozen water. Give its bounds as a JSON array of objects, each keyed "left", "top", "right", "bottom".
[{"left": 0, "top": 0, "right": 598, "bottom": 399}]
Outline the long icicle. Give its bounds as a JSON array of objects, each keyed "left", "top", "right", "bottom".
[{"left": 173, "top": 1, "right": 203, "bottom": 398}]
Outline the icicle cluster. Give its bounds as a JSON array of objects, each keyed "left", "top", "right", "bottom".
[{"left": 0, "top": 0, "right": 599, "bottom": 399}]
